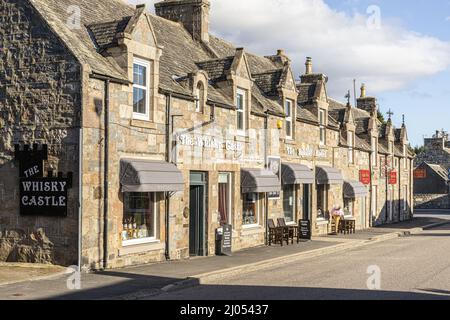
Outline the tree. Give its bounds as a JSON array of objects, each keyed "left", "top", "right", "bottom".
[
  {"left": 414, "top": 145, "right": 425, "bottom": 155},
  {"left": 377, "top": 110, "right": 386, "bottom": 124}
]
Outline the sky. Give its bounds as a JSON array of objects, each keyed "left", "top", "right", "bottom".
[{"left": 128, "top": 0, "right": 450, "bottom": 147}]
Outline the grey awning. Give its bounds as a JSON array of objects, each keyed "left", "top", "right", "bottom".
[
  {"left": 281, "top": 163, "right": 314, "bottom": 185},
  {"left": 120, "top": 159, "right": 184, "bottom": 193},
  {"left": 316, "top": 166, "right": 344, "bottom": 185},
  {"left": 344, "top": 181, "right": 368, "bottom": 198},
  {"left": 241, "top": 169, "right": 281, "bottom": 193}
]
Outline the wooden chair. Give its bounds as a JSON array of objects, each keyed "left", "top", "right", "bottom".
[
  {"left": 277, "top": 218, "right": 298, "bottom": 244},
  {"left": 268, "top": 219, "right": 287, "bottom": 246}
]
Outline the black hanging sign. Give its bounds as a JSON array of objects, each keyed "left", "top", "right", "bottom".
[
  {"left": 299, "top": 219, "right": 312, "bottom": 241},
  {"left": 14, "top": 144, "right": 48, "bottom": 178},
  {"left": 15, "top": 144, "right": 72, "bottom": 217}
]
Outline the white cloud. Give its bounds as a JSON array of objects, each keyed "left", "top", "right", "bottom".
[{"left": 130, "top": 0, "right": 450, "bottom": 98}]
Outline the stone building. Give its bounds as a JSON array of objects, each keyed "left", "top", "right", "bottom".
[
  {"left": 414, "top": 131, "right": 450, "bottom": 209},
  {"left": 0, "top": 0, "right": 414, "bottom": 270}
]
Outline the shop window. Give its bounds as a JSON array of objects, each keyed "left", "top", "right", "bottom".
[
  {"left": 133, "top": 58, "right": 151, "bottom": 120},
  {"left": 319, "top": 109, "right": 326, "bottom": 145},
  {"left": 236, "top": 88, "right": 246, "bottom": 133},
  {"left": 285, "top": 99, "right": 293, "bottom": 140},
  {"left": 218, "top": 173, "right": 232, "bottom": 226},
  {"left": 317, "top": 184, "right": 328, "bottom": 219},
  {"left": 122, "top": 192, "right": 157, "bottom": 245},
  {"left": 283, "top": 185, "right": 295, "bottom": 223},
  {"left": 343, "top": 198, "right": 354, "bottom": 217},
  {"left": 243, "top": 193, "right": 259, "bottom": 226}
]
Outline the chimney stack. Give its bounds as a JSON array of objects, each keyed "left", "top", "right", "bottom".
[
  {"left": 360, "top": 83, "right": 366, "bottom": 98},
  {"left": 155, "top": 0, "right": 210, "bottom": 43},
  {"left": 305, "top": 57, "right": 313, "bottom": 75}
]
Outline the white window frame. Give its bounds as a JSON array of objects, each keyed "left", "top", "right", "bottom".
[
  {"left": 122, "top": 192, "right": 158, "bottom": 247},
  {"left": 285, "top": 99, "right": 293, "bottom": 140},
  {"left": 319, "top": 109, "right": 326, "bottom": 145},
  {"left": 283, "top": 184, "right": 296, "bottom": 224},
  {"left": 195, "top": 86, "right": 201, "bottom": 113},
  {"left": 243, "top": 193, "right": 260, "bottom": 228},
  {"left": 132, "top": 58, "right": 151, "bottom": 121},
  {"left": 236, "top": 88, "right": 246, "bottom": 135},
  {"left": 348, "top": 131, "right": 354, "bottom": 164}
]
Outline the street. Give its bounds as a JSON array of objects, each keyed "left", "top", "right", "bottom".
[{"left": 152, "top": 220, "right": 450, "bottom": 300}]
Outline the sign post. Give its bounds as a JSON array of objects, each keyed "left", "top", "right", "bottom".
[{"left": 298, "top": 219, "right": 312, "bottom": 241}]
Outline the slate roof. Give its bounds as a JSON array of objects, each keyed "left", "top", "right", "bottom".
[
  {"left": 88, "top": 17, "right": 131, "bottom": 50},
  {"left": 253, "top": 70, "right": 283, "bottom": 97},
  {"left": 28, "top": 0, "right": 133, "bottom": 80},
  {"left": 196, "top": 57, "right": 234, "bottom": 82}
]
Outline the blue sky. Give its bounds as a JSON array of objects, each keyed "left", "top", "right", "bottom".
[
  {"left": 140, "top": 0, "right": 450, "bottom": 147},
  {"left": 326, "top": 0, "right": 450, "bottom": 146}
]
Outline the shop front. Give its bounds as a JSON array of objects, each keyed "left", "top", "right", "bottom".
[
  {"left": 343, "top": 180, "right": 369, "bottom": 230},
  {"left": 315, "top": 166, "right": 344, "bottom": 234},
  {"left": 281, "top": 163, "right": 315, "bottom": 229}
]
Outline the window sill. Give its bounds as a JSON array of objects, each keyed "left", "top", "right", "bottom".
[
  {"left": 286, "top": 221, "right": 297, "bottom": 226},
  {"left": 242, "top": 224, "right": 260, "bottom": 230},
  {"left": 130, "top": 119, "right": 157, "bottom": 129},
  {"left": 122, "top": 238, "right": 159, "bottom": 247},
  {"left": 119, "top": 240, "right": 164, "bottom": 257}
]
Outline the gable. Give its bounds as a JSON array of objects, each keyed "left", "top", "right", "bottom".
[{"left": 130, "top": 13, "right": 157, "bottom": 47}]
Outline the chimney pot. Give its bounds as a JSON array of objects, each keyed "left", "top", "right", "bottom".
[
  {"left": 360, "top": 83, "right": 366, "bottom": 98},
  {"left": 305, "top": 57, "right": 313, "bottom": 75}
]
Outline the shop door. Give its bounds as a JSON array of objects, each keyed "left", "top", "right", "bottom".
[
  {"left": 189, "top": 172, "right": 207, "bottom": 257},
  {"left": 302, "top": 184, "right": 312, "bottom": 221}
]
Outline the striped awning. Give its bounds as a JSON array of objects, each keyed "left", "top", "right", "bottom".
[
  {"left": 316, "top": 166, "right": 344, "bottom": 185},
  {"left": 281, "top": 163, "right": 314, "bottom": 185},
  {"left": 344, "top": 181, "right": 368, "bottom": 198},
  {"left": 120, "top": 159, "right": 184, "bottom": 192},
  {"left": 241, "top": 169, "right": 281, "bottom": 194}
]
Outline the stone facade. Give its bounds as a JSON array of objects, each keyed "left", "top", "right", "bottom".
[
  {"left": 0, "top": 0, "right": 81, "bottom": 265},
  {"left": 414, "top": 194, "right": 450, "bottom": 210},
  {"left": 0, "top": 0, "right": 415, "bottom": 270}
]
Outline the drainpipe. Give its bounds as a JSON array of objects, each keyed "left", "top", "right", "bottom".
[
  {"left": 89, "top": 73, "right": 130, "bottom": 270},
  {"left": 368, "top": 149, "right": 373, "bottom": 228},
  {"left": 264, "top": 111, "right": 269, "bottom": 245},
  {"left": 103, "top": 79, "right": 110, "bottom": 270},
  {"left": 78, "top": 127, "right": 83, "bottom": 272},
  {"left": 165, "top": 93, "right": 172, "bottom": 260},
  {"left": 398, "top": 156, "right": 402, "bottom": 222}
]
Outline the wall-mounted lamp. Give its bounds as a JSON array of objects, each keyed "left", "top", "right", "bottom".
[{"left": 277, "top": 120, "right": 283, "bottom": 130}]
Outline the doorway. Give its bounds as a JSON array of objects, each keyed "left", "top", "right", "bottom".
[
  {"left": 189, "top": 172, "right": 207, "bottom": 257},
  {"left": 302, "top": 184, "right": 312, "bottom": 220}
]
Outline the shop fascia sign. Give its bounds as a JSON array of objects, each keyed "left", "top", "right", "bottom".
[
  {"left": 14, "top": 144, "right": 72, "bottom": 217},
  {"left": 177, "top": 134, "right": 244, "bottom": 152},
  {"left": 286, "top": 145, "right": 328, "bottom": 159}
]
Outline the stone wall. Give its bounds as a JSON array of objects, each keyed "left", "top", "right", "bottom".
[
  {"left": 0, "top": 0, "right": 81, "bottom": 266},
  {"left": 414, "top": 194, "right": 450, "bottom": 210}
]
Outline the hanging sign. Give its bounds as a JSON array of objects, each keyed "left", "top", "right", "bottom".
[
  {"left": 359, "top": 170, "right": 371, "bottom": 185},
  {"left": 15, "top": 144, "right": 72, "bottom": 217},
  {"left": 389, "top": 171, "right": 397, "bottom": 185}
]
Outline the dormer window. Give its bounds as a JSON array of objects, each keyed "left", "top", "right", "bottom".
[
  {"left": 348, "top": 131, "right": 354, "bottom": 164},
  {"left": 236, "top": 88, "right": 246, "bottom": 133},
  {"left": 285, "top": 99, "right": 293, "bottom": 140},
  {"left": 133, "top": 58, "right": 151, "bottom": 120},
  {"left": 319, "top": 109, "right": 326, "bottom": 145},
  {"left": 195, "top": 82, "right": 205, "bottom": 113}
]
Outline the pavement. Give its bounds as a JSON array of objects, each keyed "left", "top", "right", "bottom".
[
  {"left": 153, "top": 220, "right": 450, "bottom": 300},
  {"left": 0, "top": 211, "right": 448, "bottom": 300}
]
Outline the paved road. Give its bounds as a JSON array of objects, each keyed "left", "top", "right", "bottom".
[{"left": 151, "top": 222, "right": 450, "bottom": 300}]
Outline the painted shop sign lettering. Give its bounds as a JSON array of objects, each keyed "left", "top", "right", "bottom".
[
  {"left": 20, "top": 177, "right": 70, "bottom": 216},
  {"left": 286, "top": 145, "right": 328, "bottom": 159},
  {"left": 178, "top": 134, "right": 244, "bottom": 152},
  {"left": 359, "top": 170, "right": 371, "bottom": 185},
  {"left": 15, "top": 144, "right": 73, "bottom": 217}
]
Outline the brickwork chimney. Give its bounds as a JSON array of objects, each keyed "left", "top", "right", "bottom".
[{"left": 155, "top": 0, "right": 210, "bottom": 43}]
